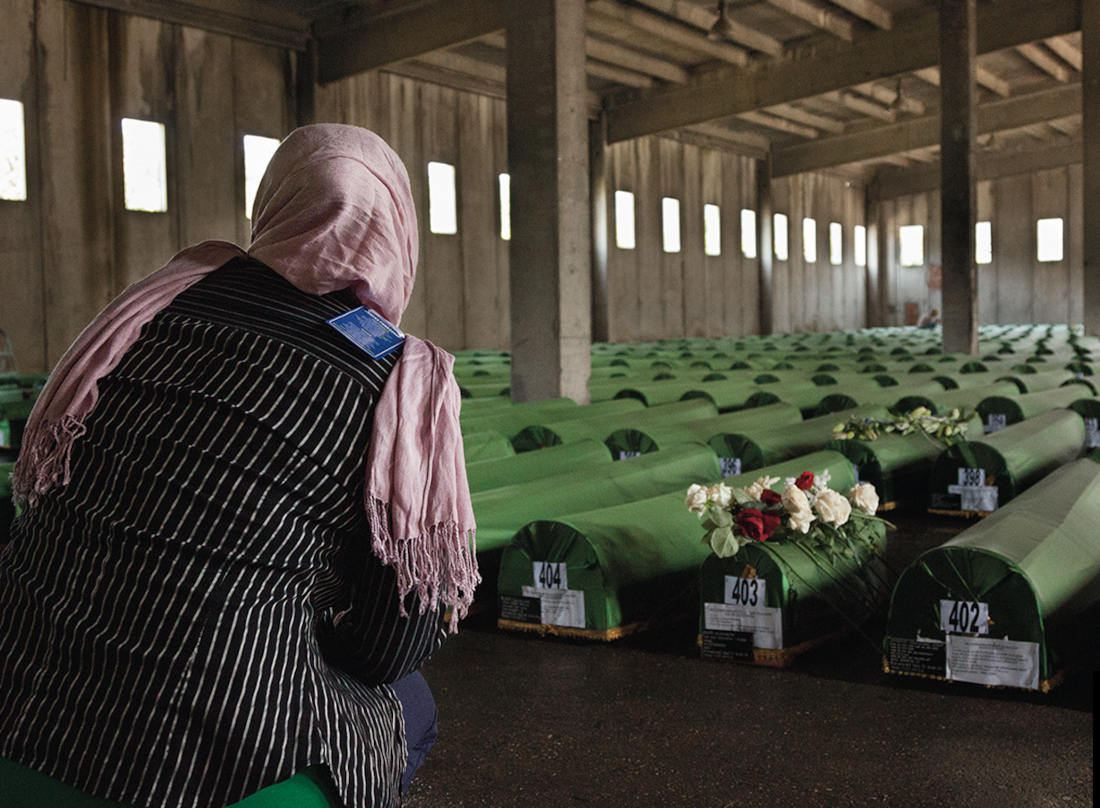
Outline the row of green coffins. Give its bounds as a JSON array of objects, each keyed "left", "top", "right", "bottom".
[{"left": 885, "top": 454, "right": 1100, "bottom": 691}]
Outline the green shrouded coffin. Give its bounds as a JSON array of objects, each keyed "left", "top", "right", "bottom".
[
  {"left": 698, "top": 475, "right": 887, "bottom": 665},
  {"left": 459, "top": 397, "right": 514, "bottom": 416},
  {"left": 812, "top": 380, "right": 948, "bottom": 416},
  {"left": 928, "top": 409, "right": 1086, "bottom": 516},
  {"left": 1068, "top": 398, "right": 1100, "bottom": 450},
  {"left": 976, "top": 384, "right": 1097, "bottom": 434},
  {"left": 465, "top": 439, "right": 613, "bottom": 494},
  {"left": 603, "top": 402, "right": 802, "bottom": 474},
  {"left": 714, "top": 405, "right": 889, "bottom": 473},
  {"left": 511, "top": 398, "right": 718, "bottom": 454},
  {"left": 461, "top": 430, "right": 515, "bottom": 463},
  {"left": 473, "top": 442, "right": 721, "bottom": 555},
  {"left": 460, "top": 396, "right": 576, "bottom": 435},
  {"left": 458, "top": 380, "right": 511, "bottom": 398},
  {"left": 893, "top": 380, "right": 1023, "bottom": 416},
  {"left": 885, "top": 456, "right": 1100, "bottom": 690},
  {"left": 496, "top": 450, "right": 855, "bottom": 639}
]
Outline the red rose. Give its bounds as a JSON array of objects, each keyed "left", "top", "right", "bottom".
[
  {"left": 795, "top": 471, "right": 815, "bottom": 491},
  {"left": 760, "top": 489, "right": 781, "bottom": 506},
  {"left": 737, "top": 508, "right": 782, "bottom": 542}
]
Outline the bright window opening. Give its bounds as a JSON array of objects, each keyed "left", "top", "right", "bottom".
[
  {"left": 829, "top": 222, "right": 843, "bottom": 266},
  {"left": 741, "top": 209, "right": 756, "bottom": 258},
  {"left": 899, "top": 224, "right": 924, "bottom": 266},
  {"left": 662, "top": 197, "right": 681, "bottom": 253},
  {"left": 774, "top": 213, "right": 788, "bottom": 261},
  {"left": 0, "top": 99, "right": 27, "bottom": 201},
  {"left": 803, "top": 218, "right": 817, "bottom": 263},
  {"left": 615, "top": 190, "right": 636, "bottom": 249},
  {"left": 854, "top": 225, "right": 867, "bottom": 267},
  {"left": 121, "top": 118, "right": 167, "bottom": 212},
  {"left": 703, "top": 203, "right": 721, "bottom": 256},
  {"left": 976, "top": 221, "right": 992, "bottom": 264},
  {"left": 243, "top": 134, "right": 281, "bottom": 220},
  {"left": 499, "top": 173, "right": 511, "bottom": 241},
  {"left": 1037, "top": 218, "right": 1063, "bottom": 262},
  {"left": 427, "top": 161, "right": 458, "bottom": 234}
]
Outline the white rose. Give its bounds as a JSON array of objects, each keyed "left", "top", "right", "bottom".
[
  {"left": 708, "top": 483, "right": 733, "bottom": 509},
  {"left": 686, "top": 484, "right": 709, "bottom": 514},
  {"left": 849, "top": 483, "right": 880, "bottom": 515},
  {"left": 781, "top": 484, "right": 811, "bottom": 517},
  {"left": 814, "top": 488, "right": 851, "bottom": 527},
  {"left": 788, "top": 509, "right": 815, "bottom": 534},
  {"left": 745, "top": 481, "right": 765, "bottom": 500}
]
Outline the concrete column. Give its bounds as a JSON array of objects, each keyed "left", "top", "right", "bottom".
[
  {"left": 756, "top": 154, "right": 774, "bottom": 335},
  {"left": 865, "top": 187, "right": 881, "bottom": 327},
  {"left": 1083, "top": 0, "right": 1100, "bottom": 336},
  {"left": 590, "top": 114, "right": 610, "bottom": 345},
  {"left": 939, "top": 0, "right": 979, "bottom": 354},
  {"left": 506, "top": 0, "right": 591, "bottom": 403}
]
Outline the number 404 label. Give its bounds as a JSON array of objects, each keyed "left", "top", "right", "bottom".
[
  {"left": 940, "top": 599, "right": 989, "bottom": 635},
  {"left": 534, "top": 561, "right": 567, "bottom": 590}
]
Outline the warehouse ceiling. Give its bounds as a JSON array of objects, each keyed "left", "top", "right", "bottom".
[{"left": 85, "top": 0, "right": 1086, "bottom": 187}]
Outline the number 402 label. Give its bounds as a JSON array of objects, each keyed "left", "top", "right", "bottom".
[
  {"left": 940, "top": 599, "right": 989, "bottom": 635},
  {"left": 534, "top": 561, "right": 568, "bottom": 590}
]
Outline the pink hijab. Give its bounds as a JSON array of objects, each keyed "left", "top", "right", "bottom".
[{"left": 13, "top": 124, "right": 479, "bottom": 626}]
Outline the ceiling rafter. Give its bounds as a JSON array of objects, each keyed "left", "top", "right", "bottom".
[
  {"left": 1016, "top": 42, "right": 1074, "bottom": 83},
  {"left": 826, "top": 0, "right": 892, "bottom": 30},
  {"left": 764, "top": 103, "right": 845, "bottom": 134},
  {"left": 631, "top": 0, "right": 786, "bottom": 56},
  {"left": 762, "top": 0, "right": 854, "bottom": 42},
  {"left": 586, "top": 0, "right": 750, "bottom": 66},
  {"left": 605, "top": 0, "right": 1078, "bottom": 143},
  {"left": 1044, "top": 36, "right": 1083, "bottom": 71},
  {"left": 912, "top": 64, "right": 1011, "bottom": 98},
  {"left": 736, "top": 110, "right": 820, "bottom": 138}
]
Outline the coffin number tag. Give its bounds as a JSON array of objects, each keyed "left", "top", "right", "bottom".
[
  {"left": 940, "top": 599, "right": 990, "bottom": 635},
  {"left": 534, "top": 561, "right": 568, "bottom": 591},
  {"left": 725, "top": 576, "right": 765, "bottom": 607}
]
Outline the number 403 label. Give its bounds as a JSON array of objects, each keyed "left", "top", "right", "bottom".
[
  {"left": 725, "top": 576, "right": 765, "bottom": 607},
  {"left": 940, "top": 599, "right": 989, "bottom": 635}
]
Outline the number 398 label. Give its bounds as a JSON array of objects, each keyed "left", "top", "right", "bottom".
[
  {"left": 940, "top": 599, "right": 989, "bottom": 635},
  {"left": 725, "top": 576, "right": 765, "bottom": 607}
]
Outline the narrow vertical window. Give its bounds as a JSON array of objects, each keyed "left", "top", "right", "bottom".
[
  {"left": 703, "top": 203, "right": 721, "bottom": 256},
  {"left": 662, "top": 197, "right": 681, "bottom": 253},
  {"left": 803, "top": 217, "right": 817, "bottom": 263},
  {"left": 740, "top": 209, "right": 757, "bottom": 258},
  {"left": 1036, "top": 218, "right": 1063, "bottom": 262},
  {"left": 615, "top": 190, "right": 636, "bottom": 249},
  {"left": 0, "top": 99, "right": 27, "bottom": 201},
  {"left": 499, "top": 173, "right": 511, "bottom": 241},
  {"left": 427, "top": 161, "right": 458, "bottom": 234},
  {"left": 854, "top": 224, "right": 867, "bottom": 267},
  {"left": 121, "top": 118, "right": 167, "bottom": 212},
  {"left": 243, "top": 134, "right": 281, "bottom": 220},
  {"left": 829, "top": 222, "right": 843, "bottom": 265},
  {"left": 975, "top": 221, "right": 992, "bottom": 264},
  {"left": 899, "top": 224, "right": 924, "bottom": 266},
  {"left": 774, "top": 213, "right": 789, "bottom": 261}
]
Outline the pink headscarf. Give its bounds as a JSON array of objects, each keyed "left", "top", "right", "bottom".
[{"left": 13, "top": 124, "right": 479, "bottom": 626}]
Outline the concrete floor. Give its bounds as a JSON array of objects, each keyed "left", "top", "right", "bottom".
[{"left": 405, "top": 514, "right": 1094, "bottom": 808}]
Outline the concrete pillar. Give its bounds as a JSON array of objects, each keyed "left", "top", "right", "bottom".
[
  {"left": 756, "top": 154, "right": 774, "bottom": 335},
  {"left": 1083, "top": 0, "right": 1100, "bottom": 336},
  {"left": 939, "top": 0, "right": 979, "bottom": 354},
  {"left": 590, "top": 114, "right": 610, "bottom": 345},
  {"left": 865, "top": 187, "right": 881, "bottom": 327},
  {"left": 506, "top": 0, "right": 592, "bottom": 403}
]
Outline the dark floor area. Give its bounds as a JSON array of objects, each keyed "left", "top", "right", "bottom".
[{"left": 405, "top": 513, "right": 1094, "bottom": 808}]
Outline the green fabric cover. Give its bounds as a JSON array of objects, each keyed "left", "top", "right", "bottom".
[
  {"left": 511, "top": 398, "right": 718, "bottom": 453},
  {"left": 465, "top": 439, "right": 613, "bottom": 494},
  {"left": 997, "top": 369, "right": 1078, "bottom": 394},
  {"left": 459, "top": 397, "right": 514, "bottom": 416},
  {"left": 893, "top": 380, "right": 1023, "bottom": 415},
  {"left": 928, "top": 409, "right": 1086, "bottom": 513},
  {"left": 886, "top": 457, "right": 1100, "bottom": 684},
  {"left": 458, "top": 380, "right": 511, "bottom": 398},
  {"left": 0, "top": 758, "right": 342, "bottom": 808},
  {"left": 473, "top": 442, "right": 721, "bottom": 553},
  {"left": 976, "top": 386, "right": 1097, "bottom": 431},
  {"left": 497, "top": 451, "right": 856, "bottom": 631},
  {"left": 717, "top": 405, "right": 890, "bottom": 472},
  {"left": 460, "top": 397, "right": 576, "bottom": 435},
  {"left": 813, "top": 380, "right": 948, "bottom": 416},
  {"left": 603, "top": 402, "right": 802, "bottom": 462},
  {"left": 461, "top": 430, "right": 515, "bottom": 463}
]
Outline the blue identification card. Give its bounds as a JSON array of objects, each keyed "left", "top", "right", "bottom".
[{"left": 327, "top": 307, "right": 406, "bottom": 359}]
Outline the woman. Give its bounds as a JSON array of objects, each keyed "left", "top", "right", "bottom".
[{"left": 0, "top": 125, "right": 478, "bottom": 807}]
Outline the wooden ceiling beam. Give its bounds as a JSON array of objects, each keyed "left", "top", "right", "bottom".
[
  {"left": 763, "top": 0, "right": 854, "bottom": 42},
  {"left": 820, "top": 90, "right": 895, "bottom": 121},
  {"left": 585, "top": 36, "right": 690, "bottom": 84},
  {"left": 1016, "top": 42, "right": 1074, "bottom": 83},
  {"left": 912, "top": 65, "right": 1010, "bottom": 97},
  {"left": 586, "top": 1, "right": 750, "bottom": 65},
  {"left": 605, "top": 0, "right": 1077, "bottom": 143},
  {"left": 765, "top": 103, "right": 846, "bottom": 134},
  {"left": 853, "top": 81, "right": 925, "bottom": 116},
  {"left": 1045, "top": 36, "right": 1083, "bottom": 71},
  {"left": 631, "top": 0, "right": 785, "bottom": 56},
  {"left": 316, "top": 0, "right": 506, "bottom": 84},
  {"left": 736, "top": 110, "right": 819, "bottom": 138},
  {"left": 773, "top": 82, "right": 1082, "bottom": 177},
  {"left": 826, "top": 0, "right": 892, "bottom": 30}
]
